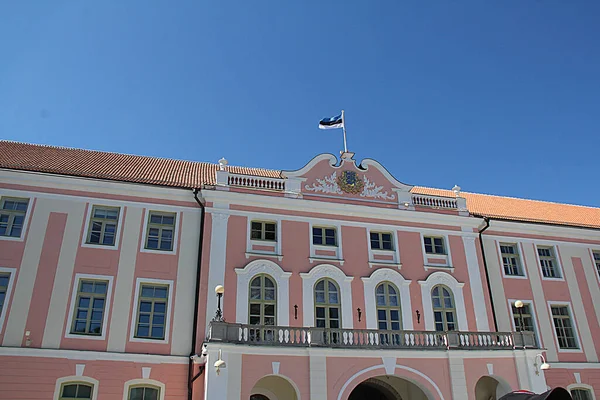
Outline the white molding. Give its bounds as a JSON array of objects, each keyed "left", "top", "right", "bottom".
[
  {"left": 235, "top": 259, "right": 292, "bottom": 326},
  {"left": 251, "top": 387, "right": 279, "bottom": 400},
  {"left": 546, "top": 301, "right": 583, "bottom": 353},
  {"left": 534, "top": 244, "right": 565, "bottom": 281},
  {"left": 245, "top": 217, "right": 282, "bottom": 257},
  {"left": 361, "top": 268, "right": 413, "bottom": 330},
  {"left": 462, "top": 236, "right": 489, "bottom": 331},
  {"left": 418, "top": 272, "right": 468, "bottom": 331},
  {"left": 0, "top": 193, "right": 34, "bottom": 242},
  {"left": 282, "top": 153, "right": 338, "bottom": 178},
  {"left": 366, "top": 228, "right": 401, "bottom": 266},
  {"left": 507, "top": 298, "right": 542, "bottom": 348},
  {"left": 549, "top": 362, "right": 600, "bottom": 369},
  {"left": 123, "top": 378, "right": 166, "bottom": 400},
  {"left": 53, "top": 375, "right": 100, "bottom": 400},
  {"left": 80, "top": 203, "right": 125, "bottom": 250},
  {"left": 139, "top": 209, "right": 181, "bottom": 255},
  {"left": 0, "top": 346, "right": 188, "bottom": 363},
  {"left": 420, "top": 232, "right": 453, "bottom": 268},
  {"left": 308, "top": 221, "right": 343, "bottom": 262},
  {"left": 129, "top": 277, "right": 175, "bottom": 344},
  {"left": 300, "top": 264, "right": 354, "bottom": 328},
  {"left": 0, "top": 266, "right": 17, "bottom": 334},
  {"left": 589, "top": 248, "right": 600, "bottom": 285},
  {"left": 205, "top": 210, "right": 230, "bottom": 331},
  {"left": 64, "top": 273, "right": 115, "bottom": 341},
  {"left": 497, "top": 241, "right": 529, "bottom": 279},
  {"left": 567, "top": 384, "right": 597, "bottom": 400}
]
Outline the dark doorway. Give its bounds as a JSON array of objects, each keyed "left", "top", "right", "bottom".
[{"left": 348, "top": 380, "right": 399, "bottom": 400}]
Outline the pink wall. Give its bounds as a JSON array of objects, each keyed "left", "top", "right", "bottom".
[
  {"left": 464, "top": 358, "right": 519, "bottom": 399},
  {"left": 240, "top": 354, "right": 310, "bottom": 400}
]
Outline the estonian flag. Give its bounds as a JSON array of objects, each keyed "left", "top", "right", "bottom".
[{"left": 319, "top": 113, "right": 344, "bottom": 130}]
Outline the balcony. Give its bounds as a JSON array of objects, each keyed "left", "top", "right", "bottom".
[{"left": 207, "top": 322, "right": 538, "bottom": 351}]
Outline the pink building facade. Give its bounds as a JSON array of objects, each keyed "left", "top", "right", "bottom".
[{"left": 0, "top": 141, "right": 599, "bottom": 400}]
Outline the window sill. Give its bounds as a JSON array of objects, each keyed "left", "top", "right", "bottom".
[
  {"left": 541, "top": 276, "right": 565, "bottom": 282},
  {"left": 245, "top": 252, "right": 283, "bottom": 261},
  {"left": 81, "top": 242, "right": 119, "bottom": 251},
  {"left": 140, "top": 247, "right": 177, "bottom": 255},
  {"left": 130, "top": 337, "right": 169, "bottom": 344},
  {"left": 0, "top": 235, "right": 24, "bottom": 242},
  {"left": 503, "top": 273, "right": 528, "bottom": 280},
  {"left": 557, "top": 348, "right": 583, "bottom": 353},
  {"left": 369, "top": 261, "right": 402, "bottom": 269},
  {"left": 424, "top": 265, "right": 454, "bottom": 273},
  {"left": 309, "top": 256, "right": 344, "bottom": 266},
  {"left": 65, "top": 332, "right": 106, "bottom": 341}
]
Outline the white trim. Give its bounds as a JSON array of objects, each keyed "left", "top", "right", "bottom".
[
  {"left": 420, "top": 233, "right": 453, "bottom": 268},
  {"left": 0, "top": 346, "right": 188, "bottom": 363},
  {"left": 497, "top": 241, "right": 528, "bottom": 279},
  {"left": 0, "top": 266, "right": 17, "bottom": 333},
  {"left": 547, "top": 301, "right": 583, "bottom": 353},
  {"left": 589, "top": 248, "right": 600, "bottom": 285},
  {"left": 0, "top": 194, "right": 34, "bottom": 242},
  {"left": 361, "top": 268, "right": 413, "bottom": 330},
  {"left": 235, "top": 259, "right": 292, "bottom": 326},
  {"left": 418, "top": 272, "right": 468, "bottom": 331},
  {"left": 129, "top": 277, "right": 175, "bottom": 344},
  {"left": 250, "top": 374, "right": 302, "bottom": 400},
  {"left": 567, "top": 384, "right": 597, "bottom": 400},
  {"left": 53, "top": 375, "right": 100, "bottom": 400},
  {"left": 462, "top": 236, "right": 490, "bottom": 331},
  {"left": 366, "top": 228, "right": 401, "bottom": 266},
  {"left": 64, "top": 273, "right": 114, "bottom": 341},
  {"left": 80, "top": 203, "right": 125, "bottom": 250},
  {"left": 507, "top": 298, "right": 542, "bottom": 348},
  {"left": 308, "top": 221, "right": 343, "bottom": 263},
  {"left": 300, "top": 264, "right": 354, "bottom": 328},
  {"left": 534, "top": 244, "right": 565, "bottom": 281},
  {"left": 139, "top": 209, "right": 181, "bottom": 255},
  {"left": 123, "top": 378, "right": 166, "bottom": 400},
  {"left": 251, "top": 387, "right": 279, "bottom": 400},
  {"left": 549, "top": 362, "right": 600, "bottom": 369},
  {"left": 245, "top": 218, "right": 282, "bottom": 258}
]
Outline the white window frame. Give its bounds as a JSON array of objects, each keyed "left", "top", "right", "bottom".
[
  {"left": 129, "top": 277, "right": 174, "bottom": 344},
  {"left": 235, "top": 259, "right": 291, "bottom": 326},
  {"left": 139, "top": 209, "right": 181, "bottom": 254},
  {"left": 498, "top": 241, "right": 528, "bottom": 279},
  {"left": 418, "top": 271, "right": 468, "bottom": 331},
  {"left": 0, "top": 195, "right": 33, "bottom": 242},
  {"left": 123, "top": 379, "right": 166, "bottom": 400},
  {"left": 0, "top": 267, "right": 17, "bottom": 333},
  {"left": 300, "top": 264, "right": 353, "bottom": 329},
  {"left": 362, "top": 268, "right": 413, "bottom": 330},
  {"left": 536, "top": 244, "right": 564, "bottom": 281},
  {"left": 53, "top": 376, "right": 99, "bottom": 400},
  {"left": 245, "top": 217, "right": 282, "bottom": 259},
  {"left": 567, "top": 384, "right": 597, "bottom": 400},
  {"left": 81, "top": 203, "right": 124, "bottom": 250},
  {"left": 547, "top": 301, "right": 582, "bottom": 353},
  {"left": 420, "top": 233, "right": 453, "bottom": 269},
  {"left": 308, "top": 221, "right": 344, "bottom": 264},
  {"left": 590, "top": 248, "right": 600, "bottom": 284},
  {"left": 507, "top": 298, "right": 542, "bottom": 347},
  {"left": 64, "top": 273, "right": 114, "bottom": 340},
  {"left": 366, "top": 229, "right": 401, "bottom": 268}
]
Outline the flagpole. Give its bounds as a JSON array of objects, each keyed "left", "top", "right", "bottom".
[{"left": 342, "top": 109, "right": 348, "bottom": 153}]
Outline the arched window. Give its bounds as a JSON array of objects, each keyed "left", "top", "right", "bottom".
[
  {"left": 315, "top": 278, "right": 341, "bottom": 343},
  {"left": 128, "top": 385, "right": 161, "bottom": 400},
  {"left": 376, "top": 282, "right": 402, "bottom": 345},
  {"left": 571, "top": 389, "right": 594, "bottom": 400},
  {"left": 59, "top": 383, "right": 93, "bottom": 400},
  {"left": 431, "top": 285, "right": 457, "bottom": 331},
  {"left": 248, "top": 274, "right": 276, "bottom": 342}
]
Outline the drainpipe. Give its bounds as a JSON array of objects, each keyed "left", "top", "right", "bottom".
[
  {"left": 478, "top": 217, "right": 499, "bottom": 332},
  {"left": 188, "top": 188, "right": 206, "bottom": 400}
]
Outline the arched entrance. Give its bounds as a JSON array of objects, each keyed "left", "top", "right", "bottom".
[
  {"left": 348, "top": 376, "right": 429, "bottom": 400},
  {"left": 250, "top": 375, "right": 299, "bottom": 400},
  {"left": 475, "top": 376, "right": 512, "bottom": 400}
]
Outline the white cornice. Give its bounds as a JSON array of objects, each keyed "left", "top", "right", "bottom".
[{"left": 486, "top": 219, "right": 600, "bottom": 242}]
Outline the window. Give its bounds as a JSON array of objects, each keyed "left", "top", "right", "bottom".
[
  {"left": 70, "top": 280, "right": 108, "bottom": 335},
  {"left": 313, "top": 227, "right": 337, "bottom": 246},
  {"left": 571, "top": 389, "right": 593, "bottom": 400},
  {"left": 376, "top": 282, "right": 402, "bottom": 345},
  {"left": 501, "top": 243, "right": 523, "bottom": 276},
  {"left": 250, "top": 221, "right": 276, "bottom": 241},
  {"left": 370, "top": 232, "right": 393, "bottom": 250},
  {"left": 145, "top": 212, "right": 176, "bottom": 251},
  {"left": 538, "top": 246, "right": 560, "bottom": 278},
  {"left": 551, "top": 305, "right": 578, "bottom": 349},
  {"left": 511, "top": 303, "right": 535, "bottom": 333},
  {"left": 59, "top": 383, "right": 93, "bottom": 399},
  {"left": 0, "top": 197, "right": 28, "bottom": 238},
  {"left": 135, "top": 284, "right": 169, "bottom": 340},
  {"left": 593, "top": 251, "right": 600, "bottom": 277},
  {"left": 424, "top": 236, "right": 446, "bottom": 255},
  {"left": 248, "top": 274, "right": 276, "bottom": 342},
  {"left": 431, "top": 285, "right": 456, "bottom": 331},
  {"left": 86, "top": 206, "right": 120, "bottom": 246},
  {"left": 315, "top": 278, "right": 341, "bottom": 343},
  {"left": 128, "top": 386, "right": 160, "bottom": 400},
  {"left": 0, "top": 272, "right": 9, "bottom": 317}
]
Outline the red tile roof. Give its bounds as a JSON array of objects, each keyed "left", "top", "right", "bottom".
[{"left": 1, "top": 141, "right": 599, "bottom": 229}]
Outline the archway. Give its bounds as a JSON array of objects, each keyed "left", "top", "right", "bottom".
[
  {"left": 348, "top": 376, "right": 429, "bottom": 400},
  {"left": 475, "top": 376, "right": 512, "bottom": 400},
  {"left": 250, "top": 375, "right": 299, "bottom": 400}
]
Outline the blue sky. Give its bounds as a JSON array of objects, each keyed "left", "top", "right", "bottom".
[{"left": 1, "top": 1, "right": 599, "bottom": 206}]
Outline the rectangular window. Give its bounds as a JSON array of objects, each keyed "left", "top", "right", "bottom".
[
  {"left": 250, "top": 221, "right": 276, "bottom": 241},
  {"left": 0, "top": 272, "right": 10, "bottom": 317},
  {"left": 501, "top": 243, "right": 523, "bottom": 276},
  {"left": 86, "top": 205, "right": 120, "bottom": 246},
  {"left": 0, "top": 197, "right": 29, "bottom": 238},
  {"left": 370, "top": 232, "right": 393, "bottom": 250},
  {"left": 313, "top": 227, "right": 337, "bottom": 246},
  {"left": 135, "top": 284, "right": 169, "bottom": 340},
  {"left": 593, "top": 251, "right": 600, "bottom": 277},
  {"left": 145, "top": 211, "right": 176, "bottom": 251},
  {"left": 571, "top": 389, "right": 593, "bottom": 400},
  {"left": 511, "top": 303, "right": 536, "bottom": 333},
  {"left": 551, "top": 305, "right": 578, "bottom": 349},
  {"left": 71, "top": 279, "right": 108, "bottom": 335},
  {"left": 424, "top": 236, "right": 446, "bottom": 255},
  {"left": 538, "top": 246, "right": 560, "bottom": 278}
]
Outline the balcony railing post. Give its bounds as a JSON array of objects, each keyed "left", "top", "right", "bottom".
[
  {"left": 446, "top": 332, "right": 460, "bottom": 348},
  {"left": 309, "top": 328, "right": 326, "bottom": 346}
]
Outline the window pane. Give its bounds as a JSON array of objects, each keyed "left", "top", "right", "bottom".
[
  {"left": 250, "top": 288, "right": 261, "bottom": 300},
  {"left": 264, "top": 288, "right": 275, "bottom": 301},
  {"left": 62, "top": 384, "right": 77, "bottom": 397},
  {"left": 129, "top": 387, "right": 144, "bottom": 400},
  {"left": 315, "top": 291, "right": 325, "bottom": 303},
  {"left": 328, "top": 281, "right": 337, "bottom": 292},
  {"left": 154, "top": 287, "right": 168, "bottom": 298}
]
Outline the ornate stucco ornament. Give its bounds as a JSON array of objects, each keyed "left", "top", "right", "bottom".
[
  {"left": 337, "top": 170, "right": 364, "bottom": 194},
  {"left": 305, "top": 171, "right": 395, "bottom": 200}
]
